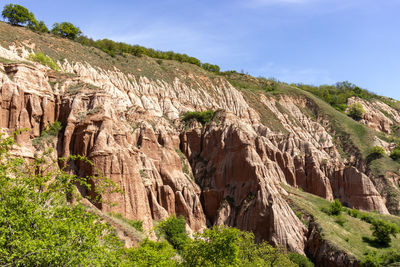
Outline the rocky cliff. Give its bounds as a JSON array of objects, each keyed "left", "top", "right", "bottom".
[{"left": 1, "top": 22, "right": 400, "bottom": 263}]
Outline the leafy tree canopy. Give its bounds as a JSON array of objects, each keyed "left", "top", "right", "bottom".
[
  {"left": 2, "top": 4, "right": 36, "bottom": 26},
  {"left": 51, "top": 22, "right": 82, "bottom": 40}
]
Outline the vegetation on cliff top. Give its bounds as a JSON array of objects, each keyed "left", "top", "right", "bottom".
[{"left": 1, "top": 3, "right": 221, "bottom": 74}]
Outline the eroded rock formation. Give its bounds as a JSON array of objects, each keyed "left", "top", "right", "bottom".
[{"left": 0, "top": 42, "right": 396, "bottom": 257}]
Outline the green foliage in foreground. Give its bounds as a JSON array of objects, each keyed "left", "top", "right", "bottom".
[
  {"left": 182, "top": 110, "right": 215, "bottom": 125},
  {"left": 288, "top": 252, "right": 314, "bottom": 267},
  {"left": 0, "top": 132, "right": 301, "bottom": 266},
  {"left": 126, "top": 239, "right": 178, "bottom": 267},
  {"left": 181, "top": 226, "right": 297, "bottom": 267},
  {"left": 0, "top": 133, "right": 125, "bottom": 266},
  {"left": 28, "top": 52, "right": 60, "bottom": 71},
  {"left": 156, "top": 215, "right": 188, "bottom": 252}
]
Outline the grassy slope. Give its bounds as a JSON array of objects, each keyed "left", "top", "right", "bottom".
[
  {"left": 0, "top": 22, "right": 218, "bottom": 87},
  {"left": 284, "top": 185, "right": 400, "bottom": 260},
  {"left": 226, "top": 72, "right": 400, "bottom": 175}
]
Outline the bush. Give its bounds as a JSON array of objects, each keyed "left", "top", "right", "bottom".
[
  {"left": 30, "top": 20, "right": 49, "bottom": 33},
  {"left": 390, "top": 148, "right": 400, "bottom": 162},
  {"left": 348, "top": 103, "right": 365, "bottom": 120},
  {"left": 322, "top": 199, "right": 343, "bottom": 216},
  {"left": 202, "top": 63, "right": 220, "bottom": 73},
  {"left": 361, "top": 251, "right": 383, "bottom": 267},
  {"left": 1, "top": 4, "right": 36, "bottom": 26},
  {"left": 334, "top": 215, "right": 346, "bottom": 226},
  {"left": 370, "top": 219, "right": 399, "bottom": 246},
  {"left": 51, "top": 22, "right": 82, "bottom": 40},
  {"left": 288, "top": 252, "right": 314, "bottom": 267},
  {"left": 0, "top": 134, "right": 125, "bottom": 266},
  {"left": 360, "top": 213, "right": 376, "bottom": 224},
  {"left": 366, "top": 146, "right": 386, "bottom": 163},
  {"left": 156, "top": 216, "right": 188, "bottom": 251},
  {"left": 182, "top": 110, "right": 215, "bottom": 125},
  {"left": 28, "top": 52, "right": 60, "bottom": 71},
  {"left": 182, "top": 226, "right": 296, "bottom": 267},
  {"left": 126, "top": 239, "right": 177, "bottom": 267},
  {"left": 347, "top": 208, "right": 361, "bottom": 218},
  {"left": 32, "top": 121, "right": 63, "bottom": 149}
]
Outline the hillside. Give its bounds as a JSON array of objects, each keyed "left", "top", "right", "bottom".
[{"left": 1, "top": 21, "right": 400, "bottom": 265}]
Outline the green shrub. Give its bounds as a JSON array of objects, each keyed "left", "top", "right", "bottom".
[
  {"left": 347, "top": 208, "right": 361, "bottom": 218},
  {"left": 28, "top": 52, "right": 60, "bottom": 71},
  {"left": 390, "top": 149, "right": 400, "bottom": 162},
  {"left": 322, "top": 199, "right": 343, "bottom": 216},
  {"left": 366, "top": 146, "right": 386, "bottom": 163},
  {"left": 156, "top": 216, "right": 188, "bottom": 252},
  {"left": 126, "top": 239, "right": 177, "bottom": 267},
  {"left": 182, "top": 110, "right": 215, "bottom": 125},
  {"left": 182, "top": 226, "right": 296, "bottom": 267},
  {"left": 348, "top": 103, "right": 365, "bottom": 120},
  {"left": 361, "top": 251, "right": 383, "bottom": 267},
  {"left": 32, "top": 121, "right": 63, "bottom": 149},
  {"left": 31, "top": 20, "right": 49, "bottom": 33},
  {"left": 202, "top": 63, "right": 220, "bottom": 73},
  {"left": 370, "top": 219, "right": 399, "bottom": 246},
  {"left": 360, "top": 213, "right": 376, "bottom": 224},
  {"left": 288, "top": 252, "right": 314, "bottom": 267}
]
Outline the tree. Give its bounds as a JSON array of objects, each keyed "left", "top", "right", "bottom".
[
  {"left": 348, "top": 102, "right": 365, "bottom": 120},
  {"left": 31, "top": 20, "right": 49, "bottom": 33},
  {"left": 370, "top": 219, "right": 399, "bottom": 246},
  {"left": 156, "top": 215, "right": 188, "bottom": 252},
  {"left": 1, "top": 4, "right": 36, "bottom": 26},
  {"left": 51, "top": 22, "right": 82, "bottom": 40},
  {"left": 182, "top": 226, "right": 296, "bottom": 267}
]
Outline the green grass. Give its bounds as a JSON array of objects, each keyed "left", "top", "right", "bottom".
[
  {"left": 284, "top": 185, "right": 400, "bottom": 260},
  {"left": 108, "top": 212, "right": 144, "bottom": 233},
  {"left": 28, "top": 51, "right": 60, "bottom": 70}
]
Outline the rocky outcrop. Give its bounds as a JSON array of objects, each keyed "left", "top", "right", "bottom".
[
  {"left": 181, "top": 113, "right": 307, "bottom": 252},
  {"left": 347, "top": 97, "right": 400, "bottom": 134},
  {"left": 0, "top": 42, "right": 395, "bottom": 259},
  {"left": 306, "top": 223, "right": 360, "bottom": 267}
]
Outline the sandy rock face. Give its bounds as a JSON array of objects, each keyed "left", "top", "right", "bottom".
[
  {"left": 0, "top": 43, "right": 393, "bottom": 257},
  {"left": 347, "top": 97, "right": 400, "bottom": 134},
  {"left": 181, "top": 113, "right": 307, "bottom": 252}
]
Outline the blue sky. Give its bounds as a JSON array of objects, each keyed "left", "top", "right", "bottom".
[{"left": 3, "top": 0, "right": 400, "bottom": 99}]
